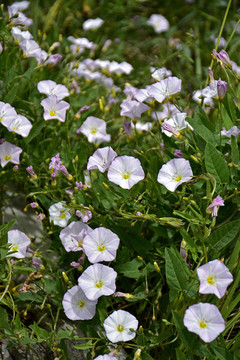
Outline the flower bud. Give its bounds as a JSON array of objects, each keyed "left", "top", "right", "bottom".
[
  {"left": 217, "top": 79, "right": 228, "bottom": 100},
  {"left": 218, "top": 50, "right": 232, "bottom": 69}
]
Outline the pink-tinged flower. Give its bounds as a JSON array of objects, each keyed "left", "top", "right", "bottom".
[
  {"left": 197, "top": 259, "right": 233, "bottom": 298},
  {"left": 79, "top": 116, "right": 110, "bottom": 144},
  {"left": 7, "top": 229, "right": 31, "bottom": 259},
  {"left": 83, "top": 18, "right": 104, "bottom": 31},
  {"left": 19, "top": 39, "right": 42, "bottom": 60},
  {"left": 76, "top": 206, "right": 92, "bottom": 223},
  {"left": 49, "top": 201, "right": 72, "bottom": 227},
  {"left": 87, "top": 147, "right": 117, "bottom": 173},
  {"left": 40, "top": 95, "right": 70, "bottom": 122},
  {"left": 59, "top": 221, "right": 92, "bottom": 252},
  {"left": 0, "top": 102, "right": 18, "bottom": 128},
  {"left": 0, "top": 141, "right": 22, "bottom": 167},
  {"left": 26, "top": 165, "right": 37, "bottom": 179},
  {"left": 217, "top": 79, "right": 228, "bottom": 100},
  {"left": 108, "top": 156, "right": 145, "bottom": 189},
  {"left": 78, "top": 263, "right": 117, "bottom": 300},
  {"left": 183, "top": 303, "right": 225, "bottom": 343},
  {"left": 44, "top": 54, "right": 62, "bottom": 66},
  {"left": 120, "top": 100, "right": 149, "bottom": 119},
  {"left": 157, "top": 158, "right": 193, "bottom": 192},
  {"left": 162, "top": 113, "right": 191, "bottom": 137},
  {"left": 62, "top": 285, "right": 97, "bottom": 321},
  {"left": 94, "top": 356, "right": 118, "bottom": 360},
  {"left": 212, "top": 49, "right": 232, "bottom": 69},
  {"left": 206, "top": 195, "right": 225, "bottom": 217},
  {"left": 147, "top": 14, "right": 169, "bottom": 33},
  {"left": 11, "top": 27, "right": 33, "bottom": 42},
  {"left": 174, "top": 149, "right": 183, "bottom": 158},
  {"left": 152, "top": 67, "right": 172, "bottom": 81},
  {"left": 82, "top": 227, "right": 120, "bottom": 263},
  {"left": 37, "top": 80, "right": 69, "bottom": 100},
  {"left": 148, "top": 77, "right": 182, "bottom": 103},
  {"left": 49, "top": 153, "right": 62, "bottom": 175},
  {"left": 123, "top": 122, "right": 132, "bottom": 136},
  {"left": 103, "top": 310, "right": 138, "bottom": 343},
  {"left": 7, "top": 115, "right": 32, "bottom": 137}
]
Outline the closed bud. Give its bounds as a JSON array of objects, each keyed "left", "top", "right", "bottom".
[
  {"left": 218, "top": 50, "right": 232, "bottom": 69},
  {"left": 217, "top": 79, "right": 228, "bottom": 100},
  {"left": 154, "top": 261, "right": 160, "bottom": 272},
  {"left": 134, "top": 349, "right": 142, "bottom": 360}
]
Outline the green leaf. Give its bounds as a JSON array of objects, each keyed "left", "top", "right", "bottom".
[
  {"left": 223, "top": 94, "right": 236, "bottom": 126},
  {"left": 25, "top": 121, "right": 46, "bottom": 144},
  {"left": 116, "top": 258, "right": 143, "bottom": 279},
  {"left": 74, "top": 340, "right": 93, "bottom": 350},
  {"left": 205, "top": 221, "right": 240, "bottom": 256},
  {"left": 204, "top": 143, "right": 230, "bottom": 185},
  {"left": 57, "top": 329, "right": 72, "bottom": 339},
  {"left": 0, "top": 220, "right": 15, "bottom": 239},
  {"left": 231, "top": 135, "right": 239, "bottom": 165},
  {"left": 176, "top": 349, "right": 188, "bottom": 360},
  {"left": 29, "top": 322, "right": 50, "bottom": 340},
  {"left": 165, "top": 247, "right": 190, "bottom": 301},
  {"left": 0, "top": 307, "right": 10, "bottom": 330}
]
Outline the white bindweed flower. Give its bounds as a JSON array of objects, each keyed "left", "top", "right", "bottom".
[
  {"left": 40, "top": 95, "right": 70, "bottom": 122},
  {"left": 19, "top": 39, "right": 42, "bottom": 60},
  {"left": 87, "top": 147, "right": 117, "bottom": 173},
  {"left": 11, "top": 27, "right": 33, "bottom": 42},
  {"left": 108, "top": 61, "right": 133, "bottom": 75},
  {"left": 157, "top": 158, "right": 193, "bottom": 192},
  {"left": 37, "top": 80, "right": 69, "bottom": 100},
  {"left": 152, "top": 67, "right": 172, "bottom": 81},
  {"left": 148, "top": 76, "right": 182, "bottom": 103},
  {"left": 82, "top": 227, "right": 120, "bottom": 263},
  {"left": 132, "top": 121, "right": 152, "bottom": 132},
  {"left": 83, "top": 18, "right": 104, "bottom": 31},
  {"left": 151, "top": 103, "right": 180, "bottom": 121},
  {"left": 59, "top": 221, "right": 92, "bottom": 252},
  {"left": 7, "top": 229, "right": 31, "bottom": 258},
  {"left": 0, "top": 102, "right": 18, "bottom": 128},
  {"left": 108, "top": 156, "right": 145, "bottom": 189},
  {"left": 120, "top": 100, "right": 149, "bottom": 119},
  {"left": 7, "top": 115, "right": 32, "bottom": 137},
  {"left": 62, "top": 285, "right": 97, "bottom": 320},
  {"left": 0, "top": 141, "right": 22, "bottom": 167},
  {"left": 79, "top": 116, "right": 110, "bottom": 144},
  {"left": 161, "top": 113, "right": 192, "bottom": 137},
  {"left": 78, "top": 263, "right": 117, "bottom": 300},
  {"left": 183, "top": 303, "right": 225, "bottom": 343},
  {"left": 103, "top": 310, "right": 138, "bottom": 343},
  {"left": 197, "top": 259, "right": 233, "bottom": 298},
  {"left": 147, "top": 14, "right": 169, "bottom": 33},
  {"left": 49, "top": 201, "right": 72, "bottom": 227}
]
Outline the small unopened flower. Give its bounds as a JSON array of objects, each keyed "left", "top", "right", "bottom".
[
  {"left": 157, "top": 158, "right": 193, "bottom": 192},
  {"left": 78, "top": 263, "right": 117, "bottom": 300},
  {"left": 30, "top": 202, "right": 38, "bottom": 208},
  {"left": 183, "top": 303, "right": 225, "bottom": 342},
  {"left": 0, "top": 141, "right": 22, "bottom": 168},
  {"left": 37, "top": 213, "right": 45, "bottom": 221},
  {"left": 60, "top": 165, "right": 73, "bottom": 180},
  {"left": 217, "top": 79, "right": 228, "bottom": 100},
  {"left": 45, "top": 54, "right": 62, "bottom": 66},
  {"left": 82, "top": 227, "right": 120, "bottom": 263},
  {"left": 206, "top": 195, "right": 224, "bottom": 217},
  {"left": 62, "top": 285, "right": 97, "bottom": 320},
  {"left": 174, "top": 149, "right": 183, "bottom": 158},
  {"left": 103, "top": 310, "right": 138, "bottom": 343},
  {"left": 49, "top": 153, "right": 62, "bottom": 175},
  {"left": 49, "top": 201, "right": 72, "bottom": 227},
  {"left": 75, "top": 105, "right": 90, "bottom": 119},
  {"left": 197, "top": 259, "right": 233, "bottom": 298},
  {"left": 76, "top": 181, "right": 83, "bottom": 189},
  {"left": 7, "top": 229, "right": 31, "bottom": 259},
  {"left": 76, "top": 206, "right": 92, "bottom": 223},
  {"left": 87, "top": 147, "right": 117, "bottom": 173},
  {"left": 108, "top": 156, "right": 145, "bottom": 189},
  {"left": 26, "top": 165, "right": 37, "bottom": 180},
  {"left": 123, "top": 121, "right": 132, "bottom": 136},
  {"left": 212, "top": 49, "right": 232, "bottom": 69}
]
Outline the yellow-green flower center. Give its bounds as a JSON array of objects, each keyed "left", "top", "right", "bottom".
[
  {"left": 207, "top": 275, "right": 216, "bottom": 285},
  {"left": 11, "top": 245, "right": 19, "bottom": 252},
  {"left": 95, "top": 281, "right": 103, "bottom": 288},
  {"left": 97, "top": 244, "right": 106, "bottom": 252},
  {"left": 117, "top": 325, "right": 125, "bottom": 332},
  {"left": 199, "top": 320, "right": 207, "bottom": 329},
  {"left": 78, "top": 240, "right": 83, "bottom": 248},
  {"left": 4, "top": 155, "right": 11, "bottom": 161},
  {"left": 50, "top": 109, "right": 57, "bottom": 116},
  {"left": 60, "top": 213, "right": 66, "bottom": 219},
  {"left": 78, "top": 300, "right": 85, "bottom": 308},
  {"left": 90, "top": 127, "right": 97, "bottom": 134},
  {"left": 174, "top": 175, "right": 182, "bottom": 182},
  {"left": 0, "top": 117, "right": 3, "bottom": 121},
  {"left": 123, "top": 172, "right": 130, "bottom": 179}
]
